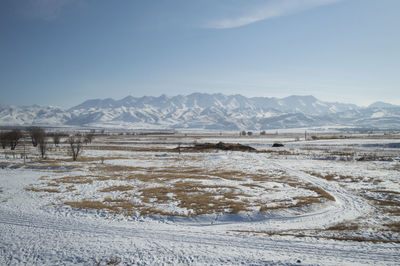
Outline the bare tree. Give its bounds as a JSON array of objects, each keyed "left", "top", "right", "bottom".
[
  {"left": 51, "top": 132, "right": 61, "bottom": 147},
  {"left": 8, "top": 129, "right": 22, "bottom": 150},
  {"left": 85, "top": 133, "right": 94, "bottom": 144},
  {"left": 27, "top": 127, "right": 45, "bottom": 147},
  {"left": 38, "top": 137, "right": 48, "bottom": 159},
  {"left": 0, "top": 131, "right": 7, "bottom": 149},
  {"left": 68, "top": 136, "right": 83, "bottom": 161}
]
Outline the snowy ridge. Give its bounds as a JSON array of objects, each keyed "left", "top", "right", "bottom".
[{"left": 1, "top": 93, "right": 400, "bottom": 129}]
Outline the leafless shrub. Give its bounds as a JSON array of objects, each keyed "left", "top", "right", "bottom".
[
  {"left": 68, "top": 136, "right": 83, "bottom": 161},
  {"left": 51, "top": 132, "right": 62, "bottom": 146},
  {"left": 8, "top": 129, "right": 22, "bottom": 150},
  {"left": 38, "top": 136, "right": 48, "bottom": 159},
  {"left": 85, "top": 133, "right": 94, "bottom": 144},
  {"left": 0, "top": 131, "right": 8, "bottom": 149},
  {"left": 27, "top": 126, "right": 45, "bottom": 147}
]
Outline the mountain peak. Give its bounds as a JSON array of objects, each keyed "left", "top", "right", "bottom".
[
  {"left": 369, "top": 101, "right": 398, "bottom": 108},
  {"left": 2, "top": 93, "right": 400, "bottom": 129}
]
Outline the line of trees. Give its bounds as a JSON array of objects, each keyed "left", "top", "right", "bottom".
[
  {"left": 1, "top": 127, "right": 94, "bottom": 161},
  {"left": 0, "top": 129, "right": 23, "bottom": 150}
]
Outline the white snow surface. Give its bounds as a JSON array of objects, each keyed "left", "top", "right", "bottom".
[{"left": 1, "top": 149, "right": 399, "bottom": 264}]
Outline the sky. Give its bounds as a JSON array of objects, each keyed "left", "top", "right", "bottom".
[{"left": 0, "top": 0, "right": 399, "bottom": 107}]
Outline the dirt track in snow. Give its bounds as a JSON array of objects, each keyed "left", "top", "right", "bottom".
[{"left": 1, "top": 151, "right": 399, "bottom": 265}]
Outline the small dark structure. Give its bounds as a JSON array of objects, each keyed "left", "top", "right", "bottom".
[
  {"left": 176, "top": 141, "right": 256, "bottom": 152},
  {"left": 272, "top": 142, "right": 284, "bottom": 147}
]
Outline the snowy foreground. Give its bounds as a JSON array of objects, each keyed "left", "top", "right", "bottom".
[{"left": 0, "top": 134, "right": 399, "bottom": 265}]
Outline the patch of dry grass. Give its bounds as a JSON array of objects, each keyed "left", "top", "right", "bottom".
[
  {"left": 121, "top": 168, "right": 215, "bottom": 183},
  {"left": 139, "top": 186, "right": 173, "bottom": 203},
  {"left": 364, "top": 195, "right": 400, "bottom": 207},
  {"left": 138, "top": 206, "right": 181, "bottom": 217},
  {"left": 54, "top": 176, "right": 94, "bottom": 184},
  {"left": 66, "top": 185, "right": 76, "bottom": 192},
  {"left": 51, "top": 160, "right": 335, "bottom": 217},
  {"left": 27, "top": 160, "right": 76, "bottom": 169},
  {"left": 87, "top": 145, "right": 170, "bottom": 153},
  {"left": 177, "top": 192, "right": 249, "bottom": 215},
  {"left": 25, "top": 186, "right": 60, "bottom": 193},
  {"left": 207, "top": 170, "right": 248, "bottom": 181},
  {"left": 65, "top": 199, "right": 141, "bottom": 215},
  {"left": 307, "top": 186, "right": 335, "bottom": 201},
  {"left": 240, "top": 183, "right": 265, "bottom": 189},
  {"left": 383, "top": 221, "right": 400, "bottom": 232},
  {"left": 370, "top": 189, "right": 400, "bottom": 195},
  {"left": 292, "top": 196, "right": 322, "bottom": 206},
  {"left": 94, "top": 164, "right": 141, "bottom": 173},
  {"left": 104, "top": 197, "right": 130, "bottom": 203},
  {"left": 258, "top": 149, "right": 298, "bottom": 155},
  {"left": 231, "top": 230, "right": 400, "bottom": 244},
  {"left": 136, "top": 181, "right": 250, "bottom": 215},
  {"left": 94, "top": 174, "right": 123, "bottom": 181},
  {"left": 65, "top": 200, "right": 111, "bottom": 210},
  {"left": 304, "top": 170, "right": 368, "bottom": 184},
  {"left": 100, "top": 185, "right": 135, "bottom": 193},
  {"left": 259, "top": 196, "right": 322, "bottom": 212},
  {"left": 102, "top": 198, "right": 144, "bottom": 215},
  {"left": 305, "top": 171, "right": 336, "bottom": 181},
  {"left": 326, "top": 221, "right": 360, "bottom": 231}
]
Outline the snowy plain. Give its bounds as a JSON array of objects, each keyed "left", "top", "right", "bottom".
[{"left": 0, "top": 133, "right": 399, "bottom": 265}]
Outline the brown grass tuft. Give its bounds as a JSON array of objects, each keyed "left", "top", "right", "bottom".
[
  {"left": 25, "top": 187, "right": 60, "bottom": 193},
  {"left": 383, "top": 221, "right": 400, "bottom": 232},
  {"left": 54, "top": 176, "right": 93, "bottom": 184},
  {"left": 307, "top": 186, "right": 336, "bottom": 201},
  {"left": 326, "top": 222, "right": 360, "bottom": 231},
  {"left": 65, "top": 200, "right": 111, "bottom": 210},
  {"left": 66, "top": 185, "right": 76, "bottom": 192},
  {"left": 100, "top": 185, "right": 135, "bottom": 193},
  {"left": 65, "top": 199, "right": 141, "bottom": 215}
]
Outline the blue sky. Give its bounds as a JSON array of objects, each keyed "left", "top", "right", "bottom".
[{"left": 0, "top": 0, "right": 399, "bottom": 107}]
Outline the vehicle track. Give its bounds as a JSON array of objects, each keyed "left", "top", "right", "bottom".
[
  {"left": 241, "top": 153, "right": 370, "bottom": 230},
  {"left": 0, "top": 155, "right": 395, "bottom": 265},
  {"left": 0, "top": 206, "right": 399, "bottom": 265}
]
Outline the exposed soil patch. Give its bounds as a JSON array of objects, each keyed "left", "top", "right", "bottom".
[{"left": 176, "top": 141, "right": 256, "bottom": 152}]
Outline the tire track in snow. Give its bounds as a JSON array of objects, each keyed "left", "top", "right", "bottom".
[
  {"left": 0, "top": 207, "right": 399, "bottom": 264},
  {"left": 0, "top": 158, "right": 395, "bottom": 264},
  {"left": 251, "top": 153, "right": 371, "bottom": 230}
]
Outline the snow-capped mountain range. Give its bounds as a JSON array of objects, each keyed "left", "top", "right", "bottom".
[{"left": 1, "top": 93, "right": 399, "bottom": 130}]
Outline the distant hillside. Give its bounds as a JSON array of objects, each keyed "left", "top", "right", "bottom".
[{"left": 1, "top": 93, "right": 400, "bottom": 130}]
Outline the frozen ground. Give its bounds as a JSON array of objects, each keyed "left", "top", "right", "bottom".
[{"left": 0, "top": 133, "right": 399, "bottom": 265}]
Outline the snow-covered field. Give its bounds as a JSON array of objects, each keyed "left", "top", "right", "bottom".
[{"left": 1, "top": 133, "right": 399, "bottom": 265}]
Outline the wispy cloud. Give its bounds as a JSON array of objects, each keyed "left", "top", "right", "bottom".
[{"left": 205, "top": 0, "right": 344, "bottom": 29}]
